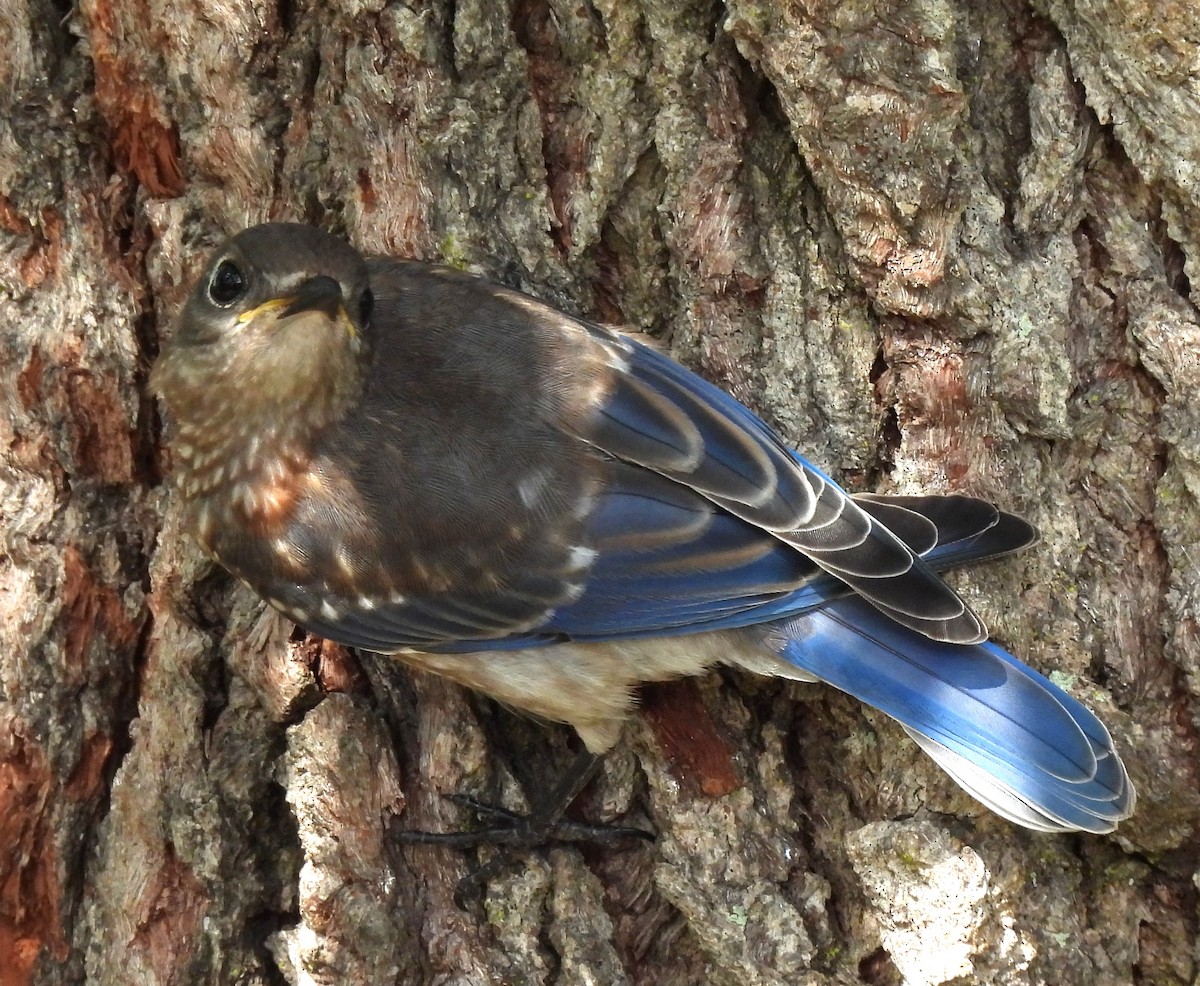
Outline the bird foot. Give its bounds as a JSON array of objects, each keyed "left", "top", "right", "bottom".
[
  {"left": 393, "top": 792, "right": 652, "bottom": 905},
  {"left": 393, "top": 793, "right": 653, "bottom": 849}
]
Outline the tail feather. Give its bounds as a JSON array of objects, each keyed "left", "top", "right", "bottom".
[
  {"left": 765, "top": 597, "right": 1134, "bottom": 833},
  {"left": 906, "top": 728, "right": 1132, "bottom": 832}
]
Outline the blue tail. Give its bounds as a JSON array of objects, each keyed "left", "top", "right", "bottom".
[{"left": 764, "top": 597, "right": 1135, "bottom": 832}]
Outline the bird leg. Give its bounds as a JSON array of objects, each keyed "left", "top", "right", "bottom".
[
  {"left": 395, "top": 748, "right": 653, "bottom": 850},
  {"left": 394, "top": 748, "right": 652, "bottom": 902}
]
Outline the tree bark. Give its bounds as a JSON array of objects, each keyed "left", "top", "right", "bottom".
[{"left": 2, "top": 1, "right": 1197, "bottom": 984}]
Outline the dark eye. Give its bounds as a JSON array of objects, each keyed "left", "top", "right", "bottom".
[
  {"left": 358, "top": 288, "right": 374, "bottom": 327},
  {"left": 208, "top": 260, "right": 247, "bottom": 307}
]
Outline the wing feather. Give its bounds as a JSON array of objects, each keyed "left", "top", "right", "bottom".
[{"left": 580, "top": 331, "right": 986, "bottom": 643}]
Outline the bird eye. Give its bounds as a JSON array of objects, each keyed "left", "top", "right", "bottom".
[
  {"left": 358, "top": 288, "right": 374, "bottom": 327},
  {"left": 208, "top": 260, "right": 247, "bottom": 308}
]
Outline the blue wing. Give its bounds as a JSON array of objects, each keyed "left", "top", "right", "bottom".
[
  {"left": 578, "top": 333, "right": 986, "bottom": 643},
  {"left": 297, "top": 324, "right": 1036, "bottom": 652}
]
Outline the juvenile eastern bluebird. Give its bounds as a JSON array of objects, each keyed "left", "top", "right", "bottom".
[{"left": 152, "top": 223, "right": 1134, "bottom": 837}]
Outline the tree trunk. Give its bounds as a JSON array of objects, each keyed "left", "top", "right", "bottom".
[{"left": 2, "top": 1, "right": 1197, "bottom": 984}]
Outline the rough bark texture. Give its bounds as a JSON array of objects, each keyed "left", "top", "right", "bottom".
[{"left": 1, "top": 1, "right": 1198, "bottom": 984}]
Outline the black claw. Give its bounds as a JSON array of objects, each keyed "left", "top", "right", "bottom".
[{"left": 445, "top": 793, "right": 525, "bottom": 823}]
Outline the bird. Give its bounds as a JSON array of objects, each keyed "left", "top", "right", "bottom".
[{"left": 151, "top": 222, "right": 1135, "bottom": 841}]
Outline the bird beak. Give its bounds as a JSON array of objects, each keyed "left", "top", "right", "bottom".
[
  {"left": 279, "top": 275, "right": 345, "bottom": 320},
  {"left": 237, "top": 275, "right": 356, "bottom": 335}
]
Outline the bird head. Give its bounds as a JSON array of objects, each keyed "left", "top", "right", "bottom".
[{"left": 152, "top": 223, "right": 375, "bottom": 496}]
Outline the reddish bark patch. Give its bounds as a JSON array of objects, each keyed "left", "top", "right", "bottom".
[
  {"left": 315, "top": 638, "right": 367, "bottom": 694},
  {"left": 16, "top": 348, "right": 45, "bottom": 410},
  {"left": 357, "top": 169, "right": 378, "bottom": 214},
  {"left": 83, "top": 0, "right": 186, "bottom": 198},
  {"left": 64, "top": 368, "right": 135, "bottom": 485},
  {"left": 61, "top": 547, "right": 141, "bottom": 683},
  {"left": 110, "top": 98, "right": 187, "bottom": 198},
  {"left": 884, "top": 334, "right": 974, "bottom": 483},
  {"left": 641, "top": 680, "right": 741, "bottom": 798},
  {"left": 65, "top": 731, "right": 115, "bottom": 803},
  {"left": 12, "top": 341, "right": 134, "bottom": 484},
  {"left": 0, "top": 202, "right": 64, "bottom": 289},
  {"left": 131, "top": 844, "right": 205, "bottom": 976},
  {"left": 903, "top": 352, "right": 969, "bottom": 426},
  {"left": 0, "top": 724, "right": 66, "bottom": 986}
]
